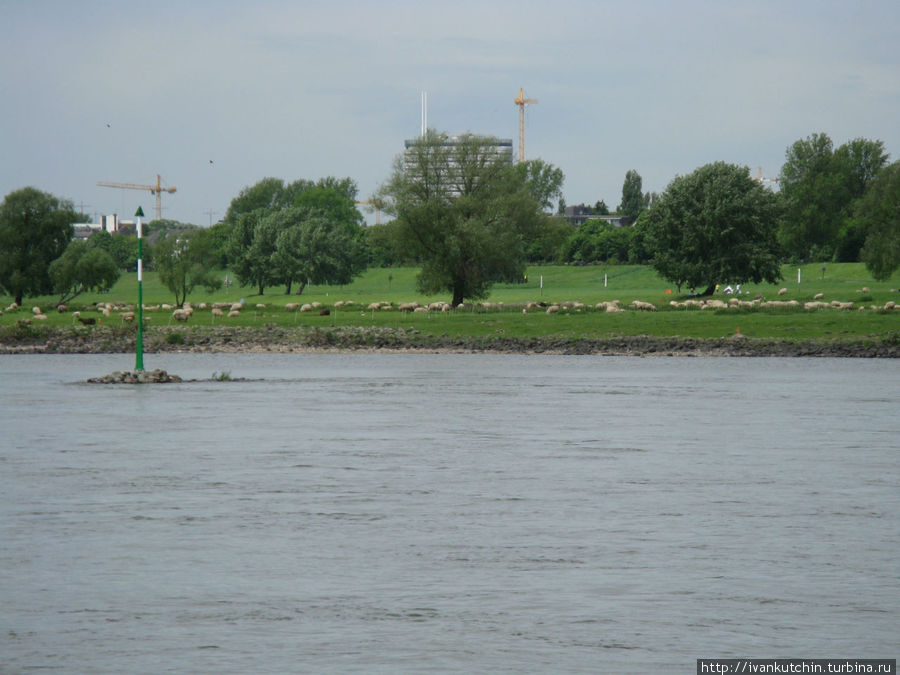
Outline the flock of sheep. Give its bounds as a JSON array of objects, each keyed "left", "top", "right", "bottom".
[{"left": 3, "top": 285, "right": 898, "bottom": 326}]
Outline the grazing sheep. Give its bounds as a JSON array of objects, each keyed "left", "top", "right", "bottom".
[
  {"left": 884, "top": 301, "right": 896, "bottom": 310},
  {"left": 398, "top": 302, "right": 419, "bottom": 311},
  {"left": 630, "top": 300, "right": 657, "bottom": 311},
  {"left": 121, "top": 311, "right": 136, "bottom": 322},
  {"left": 777, "top": 288, "right": 788, "bottom": 296},
  {"left": 285, "top": 303, "right": 299, "bottom": 311},
  {"left": 228, "top": 310, "right": 241, "bottom": 318},
  {"left": 57, "top": 304, "right": 68, "bottom": 313},
  {"left": 813, "top": 293, "right": 824, "bottom": 300},
  {"left": 230, "top": 302, "right": 243, "bottom": 312},
  {"left": 319, "top": 308, "right": 330, "bottom": 316},
  {"left": 33, "top": 313, "right": 48, "bottom": 320},
  {"left": 311, "top": 301, "right": 322, "bottom": 309},
  {"left": 255, "top": 303, "right": 266, "bottom": 309},
  {"left": 367, "top": 302, "right": 381, "bottom": 310},
  {"left": 211, "top": 308, "right": 224, "bottom": 317},
  {"left": 300, "top": 303, "right": 313, "bottom": 312},
  {"left": 859, "top": 287, "right": 871, "bottom": 294},
  {"left": 546, "top": 305, "right": 560, "bottom": 314},
  {"left": 77, "top": 317, "right": 97, "bottom": 325},
  {"left": 413, "top": 306, "right": 428, "bottom": 313},
  {"left": 172, "top": 309, "right": 191, "bottom": 322},
  {"left": 32, "top": 306, "right": 42, "bottom": 315},
  {"left": 161, "top": 303, "right": 173, "bottom": 310}
]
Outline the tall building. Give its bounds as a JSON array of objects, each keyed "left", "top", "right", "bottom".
[{"left": 402, "top": 134, "right": 514, "bottom": 196}]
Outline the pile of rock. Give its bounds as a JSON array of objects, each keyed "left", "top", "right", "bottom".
[{"left": 86, "top": 369, "right": 182, "bottom": 384}]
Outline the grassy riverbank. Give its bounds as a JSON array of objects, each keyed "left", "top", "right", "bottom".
[{"left": 2, "top": 264, "right": 898, "bottom": 354}]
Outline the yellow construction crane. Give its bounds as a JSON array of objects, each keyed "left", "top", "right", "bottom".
[
  {"left": 755, "top": 167, "right": 779, "bottom": 186},
  {"left": 356, "top": 200, "right": 383, "bottom": 225},
  {"left": 97, "top": 174, "right": 176, "bottom": 221},
  {"left": 514, "top": 87, "right": 538, "bottom": 163}
]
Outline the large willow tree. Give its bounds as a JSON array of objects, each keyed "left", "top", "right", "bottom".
[{"left": 379, "top": 131, "right": 554, "bottom": 306}]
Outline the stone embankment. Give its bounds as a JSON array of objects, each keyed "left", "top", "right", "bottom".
[{"left": 1, "top": 325, "right": 898, "bottom": 357}]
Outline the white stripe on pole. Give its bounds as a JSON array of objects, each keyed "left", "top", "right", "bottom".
[{"left": 138, "top": 259, "right": 143, "bottom": 282}]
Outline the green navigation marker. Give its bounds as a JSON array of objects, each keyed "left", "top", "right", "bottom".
[{"left": 135, "top": 206, "right": 145, "bottom": 371}]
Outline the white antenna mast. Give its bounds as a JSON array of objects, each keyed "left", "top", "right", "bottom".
[{"left": 421, "top": 91, "right": 427, "bottom": 137}]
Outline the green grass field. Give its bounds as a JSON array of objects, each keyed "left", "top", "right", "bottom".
[{"left": 2, "top": 263, "right": 898, "bottom": 341}]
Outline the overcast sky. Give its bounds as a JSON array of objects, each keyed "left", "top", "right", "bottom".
[{"left": 2, "top": 0, "right": 898, "bottom": 226}]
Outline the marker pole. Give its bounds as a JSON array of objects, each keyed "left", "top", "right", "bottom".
[{"left": 135, "top": 207, "right": 145, "bottom": 371}]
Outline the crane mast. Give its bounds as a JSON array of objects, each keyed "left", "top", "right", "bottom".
[
  {"left": 514, "top": 87, "right": 538, "bottom": 163},
  {"left": 97, "top": 174, "right": 176, "bottom": 221}
]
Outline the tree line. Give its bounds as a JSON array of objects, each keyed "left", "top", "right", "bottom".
[{"left": 1, "top": 130, "right": 897, "bottom": 307}]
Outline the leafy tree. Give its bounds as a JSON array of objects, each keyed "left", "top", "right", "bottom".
[
  {"left": 643, "top": 162, "right": 782, "bottom": 295},
  {"left": 108, "top": 234, "right": 140, "bottom": 271},
  {"left": 154, "top": 229, "right": 222, "bottom": 306},
  {"left": 227, "top": 210, "right": 278, "bottom": 295},
  {"left": 365, "top": 221, "right": 408, "bottom": 267},
  {"left": 510, "top": 159, "right": 564, "bottom": 212},
  {"left": 856, "top": 161, "right": 900, "bottom": 280},
  {"left": 562, "top": 220, "right": 634, "bottom": 264},
  {"left": 206, "top": 220, "right": 234, "bottom": 269},
  {"left": 49, "top": 240, "right": 121, "bottom": 303},
  {"left": 618, "top": 169, "right": 645, "bottom": 225},
  {"left": 268, "top": 207, "right": 367, "bottom": 295},
  {"left": 224, "top": 176, "right": 368, "bottom": 295},
  {"left": 526, "top": 218, "right": 573, "bottom": 263},
  {"left": 378, "top": 131, "right": 548, "bottom": 306},
  {"left": 594, "top": 200, "right": 610, "bottom": 216},
  {"left": 0, "top": 187, "right": 80, "bottom": 305},
  {"left": 778, "top": 133, "right": 889, "bottom": 261}
]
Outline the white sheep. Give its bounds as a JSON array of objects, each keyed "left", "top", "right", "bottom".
[
  {"left": 813, "top": 293, "right": 824, "bottom": 300},
  {"left": 228, "top": 310, "right": 241, "bottom": 318},
  {"left": 629, "top": 300, "right": 657, "bottom": 311},
  {"left": 778, "top": 288, "right": 788, "bottom": 296},
  {"left": 546, "top": 305, "right": 560, "bottom": 314},
  {"left": 300, "top": 303, "right": 313, "bottom": 312},
  {"left": 172, "top": 309, "right": 191, "bottom": 321},
  {"left": 211, "top": 308, "right": 224, "bottom": 317}
]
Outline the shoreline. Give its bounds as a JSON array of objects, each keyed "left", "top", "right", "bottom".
[{"left": 1, "top": 325, "right": 898, "bottom": 358}]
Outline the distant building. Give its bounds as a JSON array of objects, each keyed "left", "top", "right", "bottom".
[
  {"left": 70, "top": 214, "right": 136, "bottom": 240},
  {"left": 403, "top": 134, "right": 514, "bottom": 195},
  {"left": 562, "top": 204, "right": 628, "bottom": 228}
]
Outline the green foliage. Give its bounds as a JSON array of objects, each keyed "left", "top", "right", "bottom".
[
  {"left": 618, "top": 169, "right": 645, "bottom": 225},
  {"left": 526, "top": 218, "right": 573, "bottom": 263},
  {"left": 365, "top": 221, "right": 409, "bottom": 267},
  {"left": 510, "top": 158, "right": 565, "bottom": 211},
  {"left": 0, "top": 187, "right": 78, "bottom": 305},
  {"left": 562, "top": 219, "right": 635, "bottom": 264},
  {"left": 49, "top": 240, "right": 121, "bottom": 303},
  {"left": 778, "top": 133, "right": 889, "bottom": 261},
  {"left": 379, "top": 131, "right": 552, "bottom": 305},
  {"left": 857, "top": 161, "right": 900, "bottom": 280},
  {"left": 643, "top": 162, "right": 782, "bottom": 294},
  {"left": 154, "top": 228, "right": 222, "bottom": 306},
  {"left": 225, "top": 177, "right": 368, "bottom": 295}
]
